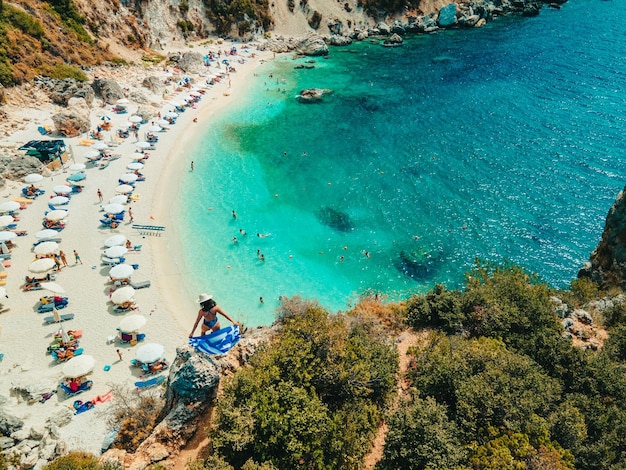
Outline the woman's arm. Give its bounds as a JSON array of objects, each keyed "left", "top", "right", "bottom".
[
  {"left": 189, "top": 310, "right": 203, "bottom": 337},
  {"left": 216, "top": 306, "right": 238, "bottom": 325}
]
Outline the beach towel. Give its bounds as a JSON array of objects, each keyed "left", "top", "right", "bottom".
[{"left": 189, "top": 325, "right": 241, "bottom": 355}]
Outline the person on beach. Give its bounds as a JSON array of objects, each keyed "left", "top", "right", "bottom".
[
  {"left": 97, "top": 189, "right": 103, "bottom": 202},
  {"left": 73, "top": 250, "right": 82, "bottom": 265},
  {"left": 190, "top": 161, "right": 194, "bottom": 171},
  {"left": 59, "top": 250, "right": 68, "bottom": 267},
  {"left": 116, "top": 349, "right": 123, "bottom": 361},
  {"left": 128, "top": 207, "right": 134, "bottom": 223},
  {"left": 189, "top": 293, "right": 238, "bottom": 337}
]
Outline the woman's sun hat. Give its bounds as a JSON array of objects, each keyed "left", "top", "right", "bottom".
[{"left": 197, "top": 293, "right": 213, "bottom": 304}]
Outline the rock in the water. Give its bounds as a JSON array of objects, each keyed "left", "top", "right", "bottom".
[
  {"left": 438, "top": 3, "right": 458, "bottom": 27},
  {"left": 92, "top": 78, "right": 125, "bottom": 104},
  {"left": 316, "top": 206, "right": 353, "bottom": 232},
  {"left": 330, "top": 35, "right": 352, "bottom": 46},
  {"left": 376, "top": 22, "right": 391, "bottom": 35},
  {"left": 297, "top": 88, "right": 332, "bottom": 103},
  {"left": 296, "top": 35, "right": 329, "bottom": 56},
  {"left": 384, "top": 33, "right": 403, "bottom": 47}
]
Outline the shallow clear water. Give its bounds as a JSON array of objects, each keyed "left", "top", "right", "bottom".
[{"left": 179, "top": 0, "right": 626, "bottom": 326}]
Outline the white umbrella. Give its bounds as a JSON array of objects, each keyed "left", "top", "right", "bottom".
[
  {"left": 111, "top": 285, "right": 135, "bottom": 305},
  {"left": 136, "top": 343, "right": 164, "bottom": 364},
  {"left": 0, "top": 215, "right": 14, "bottom": 228},
  {"left": 0, "top": 231, "right": 16, "bottom": 242},
  {"left": 126, "top": 162, "right": 144, "bottom": 171},
  {"left": 109, "top": 263, "right": 134, "bottom": 279},
  {"left": 69, "top": 163, "right": 86, "bottom": 171},
  {"left": 29, "top": 258, "right": 56, "bottom": 273},
  {"left": 45, "top": 210, "right": 69, "bottom": 221},
  {"left": 115, "top": 184, "right": 133, "bottom": 194},
  {"left": 104, "top": 234, "right": 126, "bottom": 247},
  {"left": 135, "top": 141, "right": 151, "bottom": 149},
  {"left": 91, "top": 142, "right": 109, "bottom": 150},
  {"left": 63, "top": 355, "right": 95, "bottom": 378},
  {"left": 24, "top": 173, "right": 43, "bottom": 184},
  {"left": 104, "top": 245, "right": 128, "bottom": 258},
  {"left": 36, "top": 229, "right": 59, "bottom": 240},
  {"left": 40, "top": 281, "right": 65, "bottom": 294},
  {"left": 108, "top": 195, "right": 128, "bottom": 205},
  {"left": 34, "top": 241, "right": 59, "bottom": 255},
  {"left": 147, "top": 125, "right": 162, "bottom": 133},
  {"left": 157, "top": 119, "right": 170, "bottom": 127},
  {"left": 128, "top": 115, "right": 142, "bottom": 123},
  {"left": 0, "top": 201, "right": 20, "bottom": 213},
  {"left": 84, "top": 150, "right": 101, "bottom": 159},
  {"left": 52, "top": 185, "right": 73, "bottom": 195},
  {"left": 48, "top": 196, "right": 69, "bottom": 206},
  {"left": 164, "top": 112, "right": 178, "bottom": 119},
  {"left": 119, "top": 173, "right": 138, "bottom": 183},
  {"left": 103, "top": 203, "right": 125, "bottom": 214},
  {"left": 119, "top": 314, "right": 147, "bottom": 332}
]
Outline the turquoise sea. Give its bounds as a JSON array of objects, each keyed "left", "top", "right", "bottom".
[{"left": 179, "top": 0, "right": 626, "bottom": 326}]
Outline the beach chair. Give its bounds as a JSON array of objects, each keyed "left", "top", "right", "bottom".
[
  {"left": 60, "top": 379, "right": 93, "bottom": 396},
  {"left": 135, "top": 375, "right": 165, "bottom": 391},
  {"left": 51, "top": 347, "right": 83, "bottom": 362},
  {"left": 102, "top": 256, "right": 125, "bottom": 266},
  {"left": 130, "top": 279, "right": 151, "bottom": 289},
  {"left": 43, "top": 313, "right": 75, "bottom": 324}
]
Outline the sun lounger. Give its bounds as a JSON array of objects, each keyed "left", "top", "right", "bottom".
[
  {"left": 60, "top": 380, "right": 93, "bottom": 396},
  {"left": 135, "top": 375, "right": 165, "bottom": 390},
  {"left": 51, "top": 347, "right": 83, "bottom": 362},
  {"left": 43, "top": 313, "right": 75, "bottom": 324},
  {"left": 130, "top": 279, "right": 151, "bottom": 289},
  {"left": 132, "top": 224, "right": 165, "bottom": 236},
  {"left": 33, "top": 238, "right": 61, "bottom": 246},
  {"left": 102, "top": 256, "right": 125, "bottom": 266}
]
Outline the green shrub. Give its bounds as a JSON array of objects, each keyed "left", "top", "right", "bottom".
[
  {"left": 43, "top": 452, "right": 100, "bottom": 470},
  {"left": 40, "top": 63, "right": 87, "bottom": 81}
]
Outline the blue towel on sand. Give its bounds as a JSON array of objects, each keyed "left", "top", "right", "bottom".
[{"left": 189, "top": 325, "right": 240, "bottom": 355}]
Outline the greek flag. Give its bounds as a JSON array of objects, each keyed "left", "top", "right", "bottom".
[{"left": 189, "top": 325, "right": 241, "bottom": 355}]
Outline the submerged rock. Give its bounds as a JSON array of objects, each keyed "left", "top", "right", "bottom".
[
  {"left": 395, "top": 246, "right": 442, "bottom": 280},
  {"left": 316, "top": 207, "right": 353, "bottom": 232},
  {"left": 297, "top": 88, "right": 332, "bottom": 103}
]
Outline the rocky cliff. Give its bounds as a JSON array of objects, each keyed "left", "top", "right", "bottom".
[{"left": 579, "top": 186, "right": 626, "bottom": 290}]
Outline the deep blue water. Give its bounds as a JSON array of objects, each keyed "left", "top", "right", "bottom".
[{"left": 179, "top": 0, "right": 626, "bottom": 326}]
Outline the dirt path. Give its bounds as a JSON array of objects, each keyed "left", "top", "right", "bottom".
[
  {"left": 170, "top": 407, "right": 214, "bottom": 470},
  {"left": 362, "top": 330, "right": 426, "bottom": 470}
]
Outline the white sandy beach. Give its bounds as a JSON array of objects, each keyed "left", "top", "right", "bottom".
[{"left": 0, "top": 41, "right": 273, "bottom": 457}]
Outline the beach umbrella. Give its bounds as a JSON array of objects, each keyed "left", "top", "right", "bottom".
[
  {"left": 24, "top": 173, "right": 43, "bottom": 184},
  {"left": 0, "top": 201, "right": 20, "bottom": 213},
  {"left": 84, "top": 150, "right": 101, "bottom": 159},
  {"left": 189, "top": 91, "right": 201, "bottom": 97},
  {"left": 48, "top": 196, "right": 69, "bottom": 206},
  {"left": 66, "top": 173, "right": 86, "bottom": 182},
  {"left": 164, "top": 112, "right": 178, "bottom": 119},
  {"left": 36, "top": 229, "right": 59, "bottom": 240},
  {"left": 34, "top": 241, "right": 59, "bottom": 255},
  {"left": 135, "top": 141, "right": 151, "bottom": 149},
  {"left": 108, "top": 195, "right": 128, "bottom": 205},
  {"left": 128, "top": 115, "right": 142, "bottom": 123},
  {"left": 147, "top": 125, "right": 162, "bottom": 133},
  {"left": 0, "top": 215, "right": 14, "bottom": 228},
  {"left": 45, "top": 210, "right": 69, "bottom": 221},
  {"left": 103, "top": 203, "right": 125, "bottom": 214},
  {"left": 100, "top": 115, "right": 112, "bottom": 122},
  {"left": 109, "top": 263, "right": 134, "bottom": 279},
  {"left": 116, "top": 98, "right": 129, "bottom": 105},
  {"left": 104, "top": 234, "right": 126, "bottom": 248},
  {"left": 29, "top": 258, "right": 56, "bottom": 273},
  {"left": 0, "top": 231, "right": 16, "bottom": 242},
  {"left": 119, "top": 314, "right": 147, "bottom": 333},
  {"left": 115, "top": 184, "right": 133, "bottom": 194},
  {"left": 104, "top": 245, "right": 128, "bottom": 259},
  {"left": 119, "top": 173, "right": 138, "bottom": 183},
  {"left": 135, "top": 343, "right": 164, "bottom": 364},
  {"left": 40, "top": 281, "right": 65, "bottom": 294},
  {"left": 126, "top": 162, "right": 144, "bottom": 171},
  {"left": 69, "top": 163, "right": 86, "bottom": 171},
  {"left": 91, "top": 142, "right": 109, "bottom": 150},
  {"left": 111, "top": 285, "right": 135, "bottom": 305},
  {"left": 63, "top": 355, "right": 95, "bottom": 378},
  {"left": 157, "top": 119, "right": 170, "bottom": 127},
  {"left": 52, "top": 185, "right": 72, "bottom": 195}
]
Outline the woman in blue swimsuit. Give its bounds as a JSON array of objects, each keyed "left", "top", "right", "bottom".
[{"left": 189, "top": 293, "right": 238, "bottom": 337}]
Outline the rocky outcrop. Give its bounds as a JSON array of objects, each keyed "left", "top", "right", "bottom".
[
  {"left": 91, "top": 78, "right": 125, "bottom": 104},
  {"left": 142, "top": 76, "right": 164, "bottom": 95},
  {"left": 0, "top": 155, "right": 44, "bottom": 180},
  {"left": 579, "top": 186, "right": 626, "bottom": 289},
  {"left": 297, "top": 88, "right": 332, "bottom": 103},
  {"left": 51, "top": 98, "right": 90, "bottom": 137},
  {"left": 296, "top": 34, "right": 329, "bottom": 56},
  {"left": 438, "top": 3, "right": 458, "bottom": 27},
  {"left": 384, "top": 33, "right": 404, "bottom": 47},
  {"left": 170, "top": 52, "right": 205, "bottom": 74},
  {"left": 48, "top": 79, "right": 95, "bottom": 107}
]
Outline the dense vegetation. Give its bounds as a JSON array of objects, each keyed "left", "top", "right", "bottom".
[{"left": 202, "top": 0, "right": 273, "bottom": 37}]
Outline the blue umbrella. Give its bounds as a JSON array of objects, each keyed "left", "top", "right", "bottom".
[{"left": 67, "top": 173, "right": 86, "bottom": 182}]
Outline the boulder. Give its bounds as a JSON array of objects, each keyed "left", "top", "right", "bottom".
[
  {"left": 390, "top": 23, "right": 406, "bottom": 35},
  {"left": 136, "top": 105, "right": 157, "bottom": 123},
  {"left": 21, "top": 449, "right": 39, "bottom": 469},
  {"left": 330, "top": 35, "right": 352, "bottom": 46},
  {"left": 0, "top": 436, "right": 14, "bottom": 450},
  {"left": 175, "top": 52, "right": 205, "bottom": 74},
  {"left": 376, "top": 22, "right": 391, "bottom": 35},
  {"left": 0, "top": 409, "right": 24, "bottom": 436},
  {"left": 92, "top": 78, "right": 125, "bottom": 104},
  {"left": 52, "top": 108, "right": 90, "bottom": 137},
  {"left": 297, "top": 88, "right": 332, "bottom": 103},
  {"left": 1, "top": 155, "right": 44, "bottom": 180},
  {"left": 49, "top": 79, "right": 95, "bottom": 107},
  {"left": 295, "top": 35, "right": 329, "bottom": 56},
  {"left": 384, "top": 33, "right": 404, "bottom": 47},
  {"left": 142, "top": 76, "right": 164, "bottom": 94},
  {"left": 438, "top": 3, "right": 458, "bottom": 27}
]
